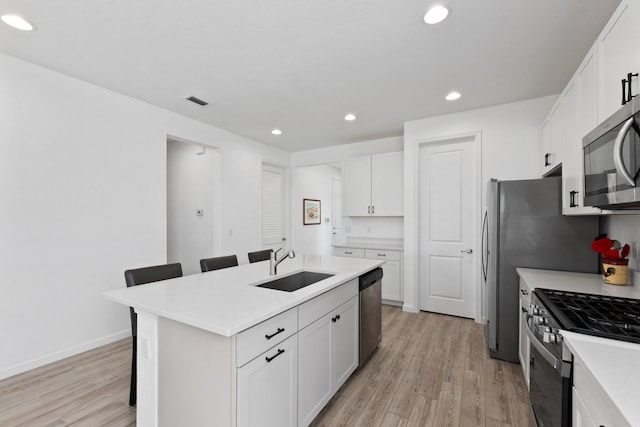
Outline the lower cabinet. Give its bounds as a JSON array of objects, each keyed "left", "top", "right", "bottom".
[
  {"left": 334, "top": 247, "right": 403, "bottom": 303},
  {"left": 237, "top": 335, "right": 298, "bottom": 427},
  {"left": 298, "top": 296, "right": 359, "bottom": 426},
  {"left": 518, "top": 278, "right": 532, "bottom": 388}
]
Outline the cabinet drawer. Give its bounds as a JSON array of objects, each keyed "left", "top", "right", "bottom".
[
  {"left": 299, "top": 279, "right": 358, "bottom": 329},
  {"left": 236, "top": 308, "right": 297, "bottom": 367},
  {"left": 364, "top": 249, "right": 400, "bottom": 261},
  {"left": 333, "top": 248, "right": 365, "bottom": 258}
]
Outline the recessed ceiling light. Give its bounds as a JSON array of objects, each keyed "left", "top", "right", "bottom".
[
  {"left": 1, "top": 14, "right": 35, "bottom": 31},
  {"left": 445, "top": 91, "right": 461, "bottom": 101},
  {"left": 423, "top": 5, "right": 449, "bottom": 25},
  {"left": 344, "top": 113, "right": 357, "bottom": 121},
  {"left": 271, "top": 129, "right": 282, "bottom": 135}
]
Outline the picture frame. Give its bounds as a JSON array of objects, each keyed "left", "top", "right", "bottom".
[{"left": 303, "top": 199, "right": 321, "bottom": 225}]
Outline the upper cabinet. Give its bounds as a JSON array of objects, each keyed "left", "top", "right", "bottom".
[
  {"left": 561, "top": 47, "right": 602, "bottom": 215},
  {"left": 598, "top": 1, "right": 640, "bottom": 120},
  {"left": 343, "top": 151, "right": 404, "bottom": 217},
  {"left": 546, "top": 0, "right": 640, "bottom": 215},
  {"left": 541, "top": 99, "right": 562, "bottom": 176}
]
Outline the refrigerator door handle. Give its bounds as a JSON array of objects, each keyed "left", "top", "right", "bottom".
[{"left": 481, "top": 209, "right": 488, "bottom": 282}]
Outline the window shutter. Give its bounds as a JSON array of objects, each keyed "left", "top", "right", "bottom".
[{"left": 262, "top": 166, "right": 284, "bottom": 248}]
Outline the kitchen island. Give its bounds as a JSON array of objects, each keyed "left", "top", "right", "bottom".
[{"left": 104, "top": 254, "right": 383, "bottom": 427}]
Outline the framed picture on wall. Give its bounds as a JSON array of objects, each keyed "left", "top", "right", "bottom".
[{"left": 303, "top": 199, "right": 321, "bottom": 225}]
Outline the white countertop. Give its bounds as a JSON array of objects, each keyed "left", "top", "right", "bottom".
[
  {"left": 562, "top": 331, "right": 640, "bottom": 427},
  {"left": 103, "top": 254, "right": 383, "bottom": 337},
  {"left": 516, "top": 267, "right": 640, "bottom": 299},
  {"left": 333, "top": 239, "right": 403, "bottom": 251}
]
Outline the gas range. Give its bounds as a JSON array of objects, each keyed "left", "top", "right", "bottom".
[{"left": 533, "top": 288, "right": 640, "bottom": 344}]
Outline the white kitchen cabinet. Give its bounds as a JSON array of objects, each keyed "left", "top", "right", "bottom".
[
  {"left": 598, "top": 0, "right": 640, "bottom": 120},
  {"left": 572, "top": 352, "right": 632, "bottom": 427},
  {"left": 237, "top": 335, "right": 298, "bottom": 427},
  {"left": 333, "top": 246, "right": 404, "bottom": 304},
  {"left": 518, "top": 278, "right": 531, "bottom": 389},
  {"left": 298, "top": 296, "right": 359, "bottom": 426},
  {"left": 364, "top": 249, "right": 403, "bottom": 302},
  {"left": 541, "top": 99, "right": 562, "bottom": 176},
  {"left": 343, "top": 152, "right": 403, "bottom": 217},
  {"left": 561, "top": 55, "right": 603, "bottom": 216},
  {"left": 572, "top": 388, "right": 597, "bottom": 427},
  {"left": 297, "top": 314, "right": 332, "bottom": 426}
]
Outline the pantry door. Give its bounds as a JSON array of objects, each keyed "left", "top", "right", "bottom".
[{"left": 418, "top": 136, "right": 479, "bottom": 319}]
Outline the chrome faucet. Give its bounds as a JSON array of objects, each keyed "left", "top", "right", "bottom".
[{"left": 270, "top": 248, "right": 296, "bottom": 275}]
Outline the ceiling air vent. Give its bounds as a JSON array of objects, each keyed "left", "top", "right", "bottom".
[{"left": 185, "top": 96, "right": 209, "bottom": 106}]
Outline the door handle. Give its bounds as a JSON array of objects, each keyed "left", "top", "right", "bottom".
[
  {"left": 460, "top": 249, "right": 473, "bottom": 254},
  {"left": 613, "top": 117, "right": 636, "bottom": 187}
]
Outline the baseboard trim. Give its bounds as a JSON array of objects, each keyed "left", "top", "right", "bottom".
[
  {"left": 402, "top": 303, "right": 419, "bottom": 313},
  {"left": 0, "top": 329, "right": 130, "bottom": 380}
]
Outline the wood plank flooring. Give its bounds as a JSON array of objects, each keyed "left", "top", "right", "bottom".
[{"left": 0, "top": 306, "right": 532, "bottom": 426}]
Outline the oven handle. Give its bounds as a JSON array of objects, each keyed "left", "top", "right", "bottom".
[
  {"left": 526, "top": 326, "right": 563, "bottom": 371},
  {"left": 613, "top": 117, "right": 636, "bottom": 187}
]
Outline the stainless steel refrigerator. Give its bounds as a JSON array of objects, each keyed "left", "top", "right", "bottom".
[{"left": 482, "top": 177, "right": 599, "bottom": 363}]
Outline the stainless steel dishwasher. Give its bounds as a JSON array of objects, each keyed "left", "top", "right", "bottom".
[{"left": 359, "top": 267, "right": 383, "bottom": 366}]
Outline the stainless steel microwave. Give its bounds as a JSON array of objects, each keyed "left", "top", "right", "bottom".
[{"left": 583, "top": 101, "right": 640, "bottom": 209}]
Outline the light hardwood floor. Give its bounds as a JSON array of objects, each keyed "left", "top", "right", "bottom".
[{"left": 0, "top": 306, "right": 532, "bottom": 426}]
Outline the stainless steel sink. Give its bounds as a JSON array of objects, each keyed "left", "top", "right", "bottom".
[{"left": 257, "top": 271, "right": 334, "bottom": 292}]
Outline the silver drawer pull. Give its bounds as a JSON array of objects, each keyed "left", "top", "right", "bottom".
[
  {"left": 377, "top": 254, "right": 386, "bottom": 257},
  {"left": 344, "top": 251, "right": 352, "bottom": 254}
]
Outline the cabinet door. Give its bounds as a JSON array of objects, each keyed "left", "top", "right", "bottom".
[
  {"left": 518, "top": 279, "right": 531, "bottom": 388},
  {"left": 381, "top": 260, "right": 402, "bottom": 302},
  {"left": 542, "top": 100, "right": 562, "bottom": 176},
  {"left": 298, "top": 316, "right": 332, "bottom": 426},
  {"left": 237, "top": 335, "right": 298, "bottom": 427},
  {"left": 343, "top": 156, "right": 372, "bottom": 216},
  {"left": 599, "top": 1, "right": 640, "bottom": 119},
  {"left": 331, "top": 297, "right": 359, "bottom": 390},
  {"left": 573, "top": 388, "right": 597, "bottom": 427},
  {"left": 371, "top": 152, "right": 403, "bottom": 216},
  {"left": 541, "top": 117, "right": 551, "bottom": 175},
  {"left": 562, "top": 79, "right": 581, "bottom": 213}
]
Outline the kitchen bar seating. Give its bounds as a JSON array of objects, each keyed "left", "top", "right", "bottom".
[
  {"left": 124, "top": 263, "right": 183, "bottom": 406},
  {"left": 199, "top": 254, "right": 239, "bottom": 272},
  {"left": 247, "top": 249, "right": 273, "bottom": 263}
]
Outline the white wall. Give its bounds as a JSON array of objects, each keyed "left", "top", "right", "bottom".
[
  {"left": 0, "top": 53, "right": 290, "bottom": 379},
  {"left": 291, "top": 165, "right": 341, "bottom": 255},
  {"left": 403, "top": 95, "right": 557, "bottom": 314},
  {"left": 291, "top": 136, "right": 403, "bottom": 166}
]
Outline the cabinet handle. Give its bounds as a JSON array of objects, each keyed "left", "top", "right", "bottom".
[
  {"left": 377, "top": 253, "right": 386, "bottom": 257},
  {"left": 265, "top": 348, "right": 285, "bottom": 363},
  {"left": 622, "top": 78, "right": 628, "bottom": 105},
  {"left": 368, "top": 206, "right": 371, "bottom": 214},
  {"left": 371, "top": 205, "right": 375, "bottom": 214},
  {"left": 265, "top": 327, "right": 285, "bottom": 340},
  {"left": 569, "top": 190, "right": 578, "bottom": 208},
  {"left": 544, "top": 153, "right": 550, "bottom": 167},
  {"left": 521, "top": 307, "right": 527, "bottom": 313},
  {"left": 520, "top": 289, "right": 528, "bottom": 295},
  {"left": 345, "top": 251, "right": 352, "bottom": 255},
  {"left": 332, "top": 314, "right": 341, "bottom": 323}
]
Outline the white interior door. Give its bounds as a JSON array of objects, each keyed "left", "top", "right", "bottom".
[{"left": 418, "top": 137, "right": 479, "bottom": 319}]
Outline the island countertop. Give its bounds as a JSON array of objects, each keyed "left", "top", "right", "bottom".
[{"left": 103, "top": 254, "right": 383, "bottom": 337}]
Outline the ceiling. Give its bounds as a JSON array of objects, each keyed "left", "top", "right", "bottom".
[{"left": 0, "top": 0, "right": 621, "bottom": 152}]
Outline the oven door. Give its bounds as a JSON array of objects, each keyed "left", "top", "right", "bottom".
[
  {"left": 583, "top": 104, "right": 640, "bottom": 208},
  {"left": 526, "top": 328, "right": 571, "bottom": 427}
]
